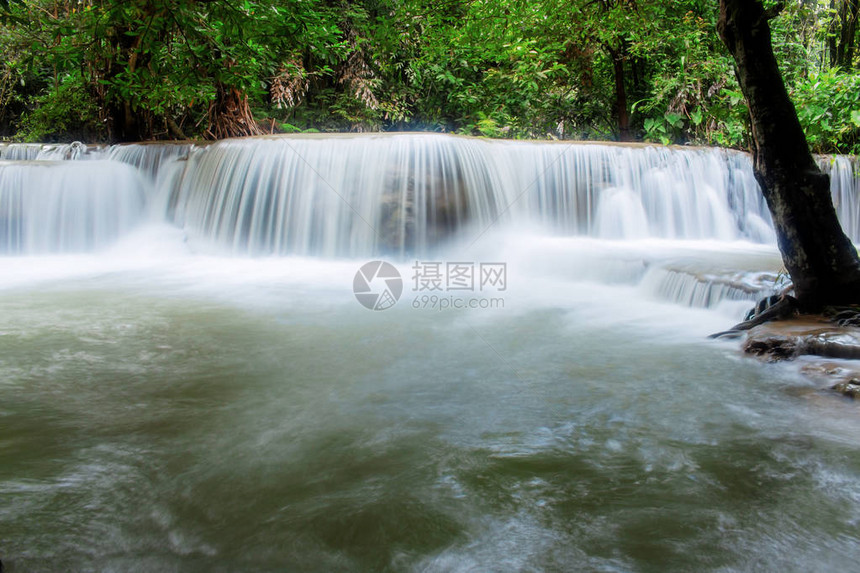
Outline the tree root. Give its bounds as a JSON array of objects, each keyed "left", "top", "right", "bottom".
[
  {"left": 205, "top": 85, "right": 265, "bottom": 140},
  {"left": 708, "top": 294, "right": 799, "bottom": 339},
  {"left": 825, "top": 305, "right": 860, "bottom": 327}
]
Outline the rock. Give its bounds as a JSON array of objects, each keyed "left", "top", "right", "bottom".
[
  {"left": 799, "top": 361, "right": 854, "bottom": 379},
  {"left": 833, "top": 379, "right": 860, "bottom": 398},
  {"left": 742, "top": 317, "right": 860, "bottom": 398},
  {"left": 803, "top": 331, "right": 860, "bottom": 359},
  {"left": 743, "top": 335, "right": 799, "bottom": 361},
  {"left": 377, "top": 156, "right": 471, "bottom": 252},
  {"left": 742, "top": 316, "right": 860, "bottom": 362},
  {"left": 796, "top": 360, "right": 860, "bottom": 398}
]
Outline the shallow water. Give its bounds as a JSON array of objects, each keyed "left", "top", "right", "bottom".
[{"left": 2, "top": 233, "right": 860, "bottom": 572}]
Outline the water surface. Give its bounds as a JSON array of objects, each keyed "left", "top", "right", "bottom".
[{"left": 2, "top": 238, "right": 859, "bottom": 572}]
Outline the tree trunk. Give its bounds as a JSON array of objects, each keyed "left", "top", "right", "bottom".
[
  {"left": 830, "top": 0, "right": 860, "bottom": 69},
  {"left": 839, "top": 0, "right": 860, "bottom": 70},
  {"left": 205, "top": 84, "right": 265, "bottom": 140},
  {"left": 830, "top": 0, "right": 840, "bottom": 68},
  {"left": 606, "top": 44, "right": 632, "bottom": 142},
  {"left": 718, "top": 0, "right": 860, "bottom": 309},
  {"left": 106, "top": 24, "right": 143, "bottom": 142}
]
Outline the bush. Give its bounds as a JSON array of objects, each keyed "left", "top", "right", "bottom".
[{"left": 18, "top": 72, "right": 104, "bottom": 142}]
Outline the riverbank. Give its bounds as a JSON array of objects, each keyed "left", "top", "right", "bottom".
[{"left": 742, "top": 314, "right": 860, "bottom": 398}]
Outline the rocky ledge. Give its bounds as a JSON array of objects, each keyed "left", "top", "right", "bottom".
[{"left": 742, "top": 315, "right": 860, "bottom": 397}]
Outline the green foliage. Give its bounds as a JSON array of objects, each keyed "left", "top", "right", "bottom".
[
  {"left": 0, "top": 0, "right": 858, "bottom": 152},
  {"left": 17, "top": 71, "right": 103, "bottom": 141},
  {"left": 792, "top": 68, "right": 860, "bottom": 154}
]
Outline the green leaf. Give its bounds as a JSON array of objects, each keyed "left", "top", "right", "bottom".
[
  {"left": 690, "top": 108, "right": 703, "bottom": 126},
  {"left": 665, "top": 112, "right": 683, "bottom": 129}
]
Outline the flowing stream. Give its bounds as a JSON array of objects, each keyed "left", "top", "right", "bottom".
[{"left": 2, "top": 134, "right": 860, "bottom": 572}]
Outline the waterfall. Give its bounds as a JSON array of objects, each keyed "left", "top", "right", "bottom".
[
  {"left": 161, "top": 135, "right": 785, "bottom": 255},
  {"left": 0, "top": 134, "right": 858, "bottom": 258},
  {"left": 0, "top": 160, "right": 147, "bottom": 254},
  {"left": 165, "top": 135, "right": 507, "bottom": 256},
  {"left": 640, "top": 265, "right": 788, "bottom": 309},
  {"left": 0, "top": 141, "right": 102, "bottom": 161},
  {"left": 824, "top": 155, "right": 860, "bottom": 241},
  {"left": 0, "top": 143, "right": 44, "bottom": 160},
  {"left": 108, "top": 143, "right": 198, "bottom": 181}
]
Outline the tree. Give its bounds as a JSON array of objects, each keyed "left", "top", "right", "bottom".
[
  {"left": 0, "top": 0, "right": 347, "bottom": 141},
  {"left": 718, "top": 0, "right": 860, "bottom": 309},
  {"left": 829, "top": 0, "right": 860, "bottom": 70}
]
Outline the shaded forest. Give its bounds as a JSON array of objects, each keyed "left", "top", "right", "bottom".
[{"left": 1, "top": 0, "right": 859, "bottom": 150}]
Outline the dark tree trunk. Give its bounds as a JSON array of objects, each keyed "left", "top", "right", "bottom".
[
  {"left": 606, "top": 44, "right": 632, "bottom": 142},
  {"left": 830, "top": 0, "right": 860, "bottom": 70},
  {"left": 106, "top": 25, "right": 143, "bottom": 142},
  {"left": 830, "top": 0, "right": 840, "bottom": 68},
  {"left": 840, "top": 0, "right": 860, "bottom": 69},
  {"left": 718, "top": 0, "right": 860, "bottom": 309}
]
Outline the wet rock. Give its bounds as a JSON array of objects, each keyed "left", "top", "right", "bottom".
[
  {"left": 797, "top": 360, "right": 860, "bottom": 398},
  {"left": 378, "top": 156, "right": 471, "bottom": 252},
  {"left": 744, "top": 317, "right": 860, "bottom": 398},
  {"left": 803, "top": 331, "right": 860, "bottom": 360},
  {"left": 743, "top": 335, "right": 799, "bottom": 361},
  {"left": 743, "top": 316, "right": 860, "bottom": 362},
  {"left": 832, "top": 379, "right": 860, "bottom": 398},
  {"left": 800, "top": 361, "right": 855, "bottom": 380}
]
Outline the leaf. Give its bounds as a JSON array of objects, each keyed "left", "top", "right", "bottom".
[
  {"left": 851, "top": 110, "right": 860, "bottom": 128},
  {"left": 665, "top": 112, "right": 684, "bottom": 128},
  {"left": 690, "top": 108, "right": 703, "bottom": 126}
]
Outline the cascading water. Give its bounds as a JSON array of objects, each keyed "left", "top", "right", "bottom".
[
  {"left": 5, "top": 134, "right": 860, "bottom": 572},
  {"left": 0, "top": 143, "right": 43, "bottom": 160},
  {"left": 0, "top": 160, "right": 146, "bottom": 253},
  {"left": 162, "top": 135, "right": 779, "bottom": 256},
  {"left": 0, "top": 141, "right": 99, "bottom": 161},
  {"left": 0, "top": 133, "right": 855, "bottom": 306},
  {"left": 0, "top": 134, "right": 855, "bottom": 257},
  {"left": 165, "top": 135, "right": 496, "bottom": 256},
  {"left": 108, "top": 142, "right": 199, "bottom": 181},
  {"left": 824, "top": 154, "right": 860, "bottom": 241}
]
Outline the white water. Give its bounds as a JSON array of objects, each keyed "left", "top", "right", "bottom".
[
  {"left": 0, "top": 133, "right": 849, "bottom": 309},
  {"left": 0, "top": 160, "right": 146, "bottom": 254},
  {"left": 3, "top": 135, "right": 860, "bottom": 571},
  {"left": 2, "top": 135, "right": 856, "bottom": 258},
  {"left": 163, "top": 136, "right": 780, "bottom": 255}
]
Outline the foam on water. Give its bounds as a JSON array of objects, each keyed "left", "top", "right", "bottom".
[{"left": 0, "top": 134, "right": 853, "bottom": 322}]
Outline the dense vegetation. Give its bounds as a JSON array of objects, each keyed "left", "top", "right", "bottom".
[{"left": 0, "top": 0, "right": 858, "bottom": 152}]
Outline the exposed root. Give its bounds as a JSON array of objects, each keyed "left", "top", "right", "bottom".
[
  {"left": 825, "top": 305, "right": 860, "bottom": 327},
  {"left": 709, "top": 294, "right": 799, "bottom": 339},
  {"left": 205, "top": 85, "right": 265, "bottom": 140}
]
